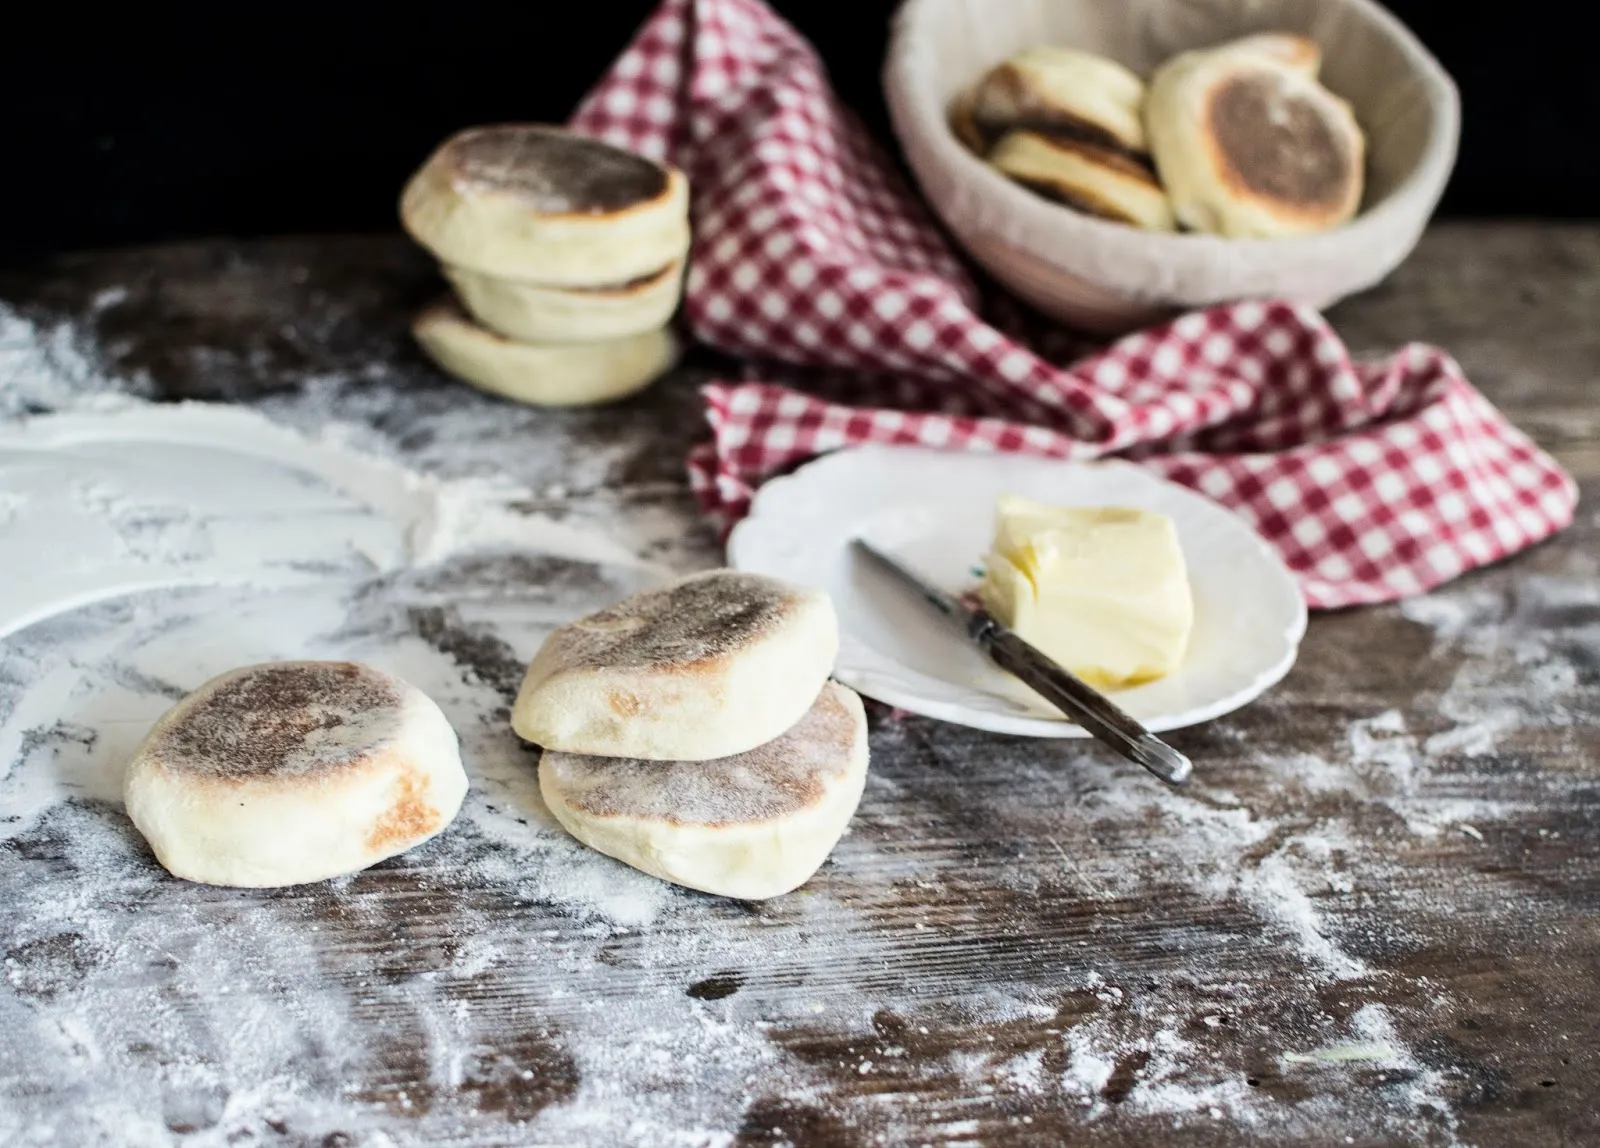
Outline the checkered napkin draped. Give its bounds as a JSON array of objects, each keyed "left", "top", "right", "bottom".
[{"left": 571, "top": 0, "right": 1576, "bottom": 609}]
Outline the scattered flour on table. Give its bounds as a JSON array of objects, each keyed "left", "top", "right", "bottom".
[
  {"left": 1, "top": 303, "right": 1592, "bottom": 1145},
  {"left": 0, "top": 303, "right": 153, "bottom": 416}
]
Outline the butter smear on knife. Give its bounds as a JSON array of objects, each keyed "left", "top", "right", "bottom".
[{"left": 977, "top": 495, "right": 1194, "bottom": 689}]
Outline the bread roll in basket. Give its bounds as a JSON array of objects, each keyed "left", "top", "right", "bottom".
[{"left": 884, "top": 0, "right": 1459, "bottom": 334}]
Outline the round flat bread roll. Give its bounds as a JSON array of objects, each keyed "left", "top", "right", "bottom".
[
  {"left": 1145, "top": 39, "right": 1364, "bottom": 238},
  {"left": 124, "top": 661, "right": 467, "bottom": 888},
  {"left": 511, "top": 569, "right": 839, "bottom": 762},
  {"left": 400, "top": 124, "right": 691, "bottom": 286},
  {"left": 413, "top": 300, "right": 677, "bottom": 407},
  {"left": 970, "top": 45, "right": 1149, "bottom": 157},
  {"left": 444, "top": 259, "right": 684, "bottom": 343},
  {"left": 989, "top": 129, "right": 1175, "bottom": 231},
  {"left": 540, "top": 681, "right": 868, "bottom": 900}
]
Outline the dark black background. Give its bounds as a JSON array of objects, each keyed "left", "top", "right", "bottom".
[{"left": 3, "top": 1, "right": 1592, "bottom": 263}]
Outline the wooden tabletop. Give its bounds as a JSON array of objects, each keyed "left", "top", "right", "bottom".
[{"left": 0, "top": 224, "right": 1594, "bottom": 1147}]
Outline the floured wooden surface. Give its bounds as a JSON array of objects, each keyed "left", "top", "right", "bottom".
[{"left": 0, "top": 229, "right": 1595, "bottom": 1146}]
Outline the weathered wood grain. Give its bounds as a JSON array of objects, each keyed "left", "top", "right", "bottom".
[{"left": 0, "top": 225, "right": 1595, "bottom": 1147}]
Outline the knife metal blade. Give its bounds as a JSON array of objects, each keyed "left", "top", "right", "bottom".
[{"left": 850, "top": 537, "right": 1192, "bottom": 786}]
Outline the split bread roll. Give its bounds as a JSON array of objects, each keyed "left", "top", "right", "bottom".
[
  {"left": 413, "top": 300, "right": 678, "bottom": 407},
  {"left": 539, "top": 681, "right": 869, "bottom": 900},
  {"left": 512, "top": 569, "right": 839, "bottom": 761},
  {"left": 1145, "top": 37, "right": 1365, "bottom": 238},
  {"left": 989, "top": 130, "right": 1175, "bottom": 231},
  {"left": 401, "top": 124, "right": 691, "bottom": 286},
  {"left": 968, "top": 45, "right": 1149, "bottom": 156},
  {"left": 444, "top": 259, "right": 684, "bottom": 343},
  {"left": 124, "top": 661, "right": 467, "bottom": 888}
]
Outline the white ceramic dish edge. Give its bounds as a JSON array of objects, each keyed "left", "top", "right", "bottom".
[{"left": 728, "top": 445, "right": 1309, "bottom": 738}]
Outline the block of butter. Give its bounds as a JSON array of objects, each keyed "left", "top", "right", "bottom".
[{"left": 977, "top": 495, "right": 1194, "bottom": 688}]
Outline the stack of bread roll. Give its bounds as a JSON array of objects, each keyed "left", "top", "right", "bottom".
[
  {"left": 952, "top": 33, "right": 1365, "bottom": 239},
  {"left": 511, "top": 570, "right": 869, "bottom": 901},
  {"left": 400, "top": 125, "right": 691, "bottom": 406}
]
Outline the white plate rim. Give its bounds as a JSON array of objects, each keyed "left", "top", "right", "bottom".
[{"left": 728, "top": 445, "right": 1308, "bottom": 738}]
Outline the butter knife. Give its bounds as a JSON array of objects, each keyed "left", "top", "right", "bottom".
[{"left": 850, "top": 538, "right": 1192, "bottom": 785}]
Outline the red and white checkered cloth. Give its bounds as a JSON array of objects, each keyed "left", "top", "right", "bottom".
[{"left": 571, "top": 0, "right": 1577, "bottom": 608}]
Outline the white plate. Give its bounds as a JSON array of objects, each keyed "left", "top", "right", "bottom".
[{"left": 727, "top": 446, "right": 1307, "bottom": 737}]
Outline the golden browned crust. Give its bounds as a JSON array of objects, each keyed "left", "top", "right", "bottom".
[
  {"left": 440, "top": 124, "right": 671, "bottom": 218},
  {"left": 364, "top": 771, "right": 441, "bottom": 851},
  {"left": 1010, "top": 178, "right": 1139, "bottom": 225},
  {"left": 150, "top": 662, "right": 403, "bottom": 782},
  {"left": 1021, "top": 134, "right": 1159, "bottom": 183},
  {"left": 994, "top": 134, "right": 1164, "bottom": 224},
  {"left": 972, "top": 63, "right": 1150, "bottom": 164},
  {"left": 1229, "top": 32, "right": 1322, "bottom": 75},
  {"left": 1204, "top": 72, "right": 1357, "bottom": 216},
  {"left": 545, "top": 571, "right": 802, "bottom": 676},
  {"left": 948, "top": 86, "right": 991, "bottom": 155},
  {"left": 607, "top": 690, "right": 644, "bottom": 717}
]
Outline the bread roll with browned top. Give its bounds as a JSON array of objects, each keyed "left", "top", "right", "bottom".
[
  {"left": 1145, "top": 36, "right": 1364, "bottom": 238},
  {"left": 988, "top": 130, "right": 1175, "bottom": 231},
  {"left": 400, "top": 124, "right": 691, "bottom": 286},
  {"left": 124, "top": 661, "right": 467, "bottom": 888},
  {"left": 967, "top": 45, "right": 1149, "bottom": 156},
  {"left": 539, "top": 681, "right": 869, "bottom": 900},
  {"left": 511, "top": 570, "right": 839, "bottom": 761}
]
